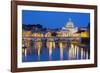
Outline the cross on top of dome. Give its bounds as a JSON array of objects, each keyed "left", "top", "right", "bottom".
[{"left": 69, "top": 18, "right": 71, "bottom": 21}]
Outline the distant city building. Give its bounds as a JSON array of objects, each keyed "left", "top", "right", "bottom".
[
  {"left": 22, "top": 18, "right": 89, "bottom": 38},
  {"left": 22, "top": 18, "right": 90, "bottom": 51},
  {"left": 62, "top": 18, "right": 78, "bottom": 33}
]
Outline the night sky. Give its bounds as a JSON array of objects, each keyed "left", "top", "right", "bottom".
[{"left": 22, "top": 10, "right": 90, "bottom": 29}]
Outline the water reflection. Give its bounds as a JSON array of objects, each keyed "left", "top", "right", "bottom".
[{"left": 22, "top": 38, "right": 90, "bottom": 62}]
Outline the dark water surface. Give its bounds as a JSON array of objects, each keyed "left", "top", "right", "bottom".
[{"left": 22, "top": 40, "right": 90, "bottom": 62}]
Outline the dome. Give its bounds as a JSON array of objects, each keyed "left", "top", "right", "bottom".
[
  {"left": 61, "top": 18, "right": 78, "bottom": 33},
  {"left": 65, "top": 18, "right": 74, "bottom": 28}
]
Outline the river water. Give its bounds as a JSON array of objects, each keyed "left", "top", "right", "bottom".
[{"left": 22, "top": 38, "right": 90, "bottom": 62}]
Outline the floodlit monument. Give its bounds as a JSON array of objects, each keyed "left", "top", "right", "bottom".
[{"left": 62, "top": 18, "right": 78, "bottom": 33}]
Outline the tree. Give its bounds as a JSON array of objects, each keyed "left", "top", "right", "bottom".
[
  {"left": 51, "top": 32, "right": 57, "bottom": 37},
  {"left": 87, "top": 22, "right": 90, "bottom": 36},
  {"left": 36, "top": 24, "right": 43, "bottom": 28}
]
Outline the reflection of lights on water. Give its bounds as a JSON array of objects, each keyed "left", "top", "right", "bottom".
[
  {"left": 46, "top": 41, "right": 56, "bottom": 60},
  {"left": 68, "top": 44, "right": 81, "bottom": 60},
  {"left": 47, "top": 41, "right": 53, "bottom": 60},
  {"left": 68, "top": 44, "right": 75, "bottom": 60},
  {"left": 22, "top": 43, "right": 27, "bottom": 58},
  {"left": 22, "top": 48, "right": 27, "bottom": 61},
  {"left": 23, "top": 38, "right": 89, "bottom": 61},
  {"left": 83, "top": 49, "right": 86, "bottom": 59},
  {"left": 24, "top": 49, "right": 27, "bottom": 57},
  {"left": 81, "top": 48, "right": 84, "bottom": 59},
  {"left": 59, "top": 42, "right": 63, "bottom": 60},
  {"left": 52, "top": 42, "right": 56, "bottom": 48},
  {"left": 68, "top": 44, "right": 89, "bottom": 60},
  {"left": 37, "top": 41, "right": 42, "bottom": 60},
  {"left": 76, "top": 46, "right": 79, "bottom": 59},
  {"left": 74, "top": 45, "right": 77, "bottom": 58},
  {"left": 86, "top": 51, "right": 88, "bottom": 59}
]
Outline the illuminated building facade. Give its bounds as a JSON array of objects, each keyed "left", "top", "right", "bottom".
[{"left": 62, "top": 18, "right": 78, "bottom": 33}]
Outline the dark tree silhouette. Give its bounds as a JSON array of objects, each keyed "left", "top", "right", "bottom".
[
  {"left": 87, "top": 22, "right": 90, "bottom": 36},
  {"left": 51, "top": 32, "right": 57, "bottom": 37},
  {"left": 36, "top": 24, "right": 43, "bottom": 28}
]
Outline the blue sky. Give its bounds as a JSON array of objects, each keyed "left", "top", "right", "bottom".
[{"left": 22, "top": 10, "right": 90, "bottom": 29}]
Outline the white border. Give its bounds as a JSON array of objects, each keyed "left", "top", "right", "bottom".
[{"left": 17, "top": 5, "right": 94, "bottom": 68}]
